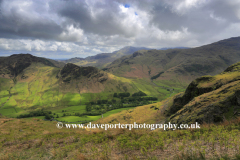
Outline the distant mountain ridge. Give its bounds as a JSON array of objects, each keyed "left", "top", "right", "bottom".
[
  {"left": 62, "top": 46, "right": 151, "bottom": 68},
  {"left": 104, "top": 36, "right": 240, "bottom": 87},
  {"left": 159, "top": 47, "right": 190, "bottom": 50}
]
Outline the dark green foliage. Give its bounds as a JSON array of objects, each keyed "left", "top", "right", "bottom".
[
  {"left": 132, "top": 91, "right": 147, "bottom": 97},
  {"left": 45, "top": 114, "right": 53, "bottom": 120},
  {"left": 118, "top": 92, "right": 130, "bottom": 98},
  {"left": 86, "top": 104, "right": 92, "bottom": 112},
  {"left": 113, "top": 92, "right": 130, "bottom": 98},
  {"left": 97, "top": 100, "right": 102, "bottom": 105}
]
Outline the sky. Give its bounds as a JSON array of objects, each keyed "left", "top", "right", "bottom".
[{"left": 0, "top": 0, "right": 240, "bottom": 59}]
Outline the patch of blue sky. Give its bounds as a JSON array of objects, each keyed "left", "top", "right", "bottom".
[{"left": 124, "top": 4, "right": 130, "bottom": 8}]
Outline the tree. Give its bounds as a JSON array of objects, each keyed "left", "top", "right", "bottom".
[
  {"left": 45, "top": 114, "right": 52, "bottom": 120},
  {"left": 113, "top": 93, "right": 118, "bottom": 97},
  {"left": 86, "top": 104, "right": 92, "bottom": 112},
  {"left": 132, "top": 91, "right": 147, "bottom": 97}
]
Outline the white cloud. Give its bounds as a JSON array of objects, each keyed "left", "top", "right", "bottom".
[
  {"left": 0, "top": 0, "right": 240, "bottom": 58},
  {"left": 169, "top": 0, "right": 208, "bottom": 15},
  {"left": 210, "top": 13, "right": 226, "bottom": 23},
  {"left": 58, "top": 25, "right": 84, "bottom": 42}
]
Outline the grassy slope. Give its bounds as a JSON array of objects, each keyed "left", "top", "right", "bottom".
[
  {"left": 165, "top": 61, "right": 240, "bottom": 124},
  {"left": 95, "top": 99, "right": 168, "bottom": 125},
  {"left": 0, "top": 116, "right": 240, "bottom": 159},
  {"left": 0, "top": 62, "right": 178, "bottom": 122}
]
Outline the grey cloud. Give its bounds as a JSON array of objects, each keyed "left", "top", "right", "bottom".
[
  {"left": 0, "top": 0, "right": 240, "bottom": 58},
  {"left": 54, "top": 0, "right": 134, "bottom": 36},
  {"left": 0, "top": 0, "right": 63, "bottom": 40}
]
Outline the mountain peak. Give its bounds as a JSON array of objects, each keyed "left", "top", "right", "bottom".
[{"left": 0, "top": 54, "right": 64, "bottom": 78}]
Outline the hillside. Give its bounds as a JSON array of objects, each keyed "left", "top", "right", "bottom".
[
  {"left": 63, "top": 46, "right": 150, "bottom": 68},
  {"left": 96, "top": 60, "right": 240, "bottom": 127},
  {"left": 0, "top": 54, "right": 166, "bottom": 120},
  {"left": 165, "top": 61, "right": 240, "bottom": 124},
  {"left": 0, "top": 54, "right": 65, "bottom": 79},
  {"left": 104, "top": 37, "right": 240, "bottom": 89},
  {"left": 1, "top": 60, "right": 240, "bottom": 160}
]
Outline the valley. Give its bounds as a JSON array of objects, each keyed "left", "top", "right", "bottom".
[
  {"left": 0, "top": 54, "right": 179, "bottom": 123},
  {"left": 1, "top": 37, "right": 240, "bottom": 124}
]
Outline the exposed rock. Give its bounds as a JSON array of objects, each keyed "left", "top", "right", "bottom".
[{"left": 166, "top": 61, "right": 240, "bottom": 124}]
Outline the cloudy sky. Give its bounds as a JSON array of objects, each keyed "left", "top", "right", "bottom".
[{"left": 0, "top": 0, "right": 240, "bottom": 59}]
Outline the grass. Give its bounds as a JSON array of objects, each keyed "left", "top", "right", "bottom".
[
  {"left": 132, "top": 79, "right": 162, "bottom": 97},
  {"left": 0, "top": 116, "right": 239, "bottom": 159},
  {"left": 56, "top": 116, "right": 98, "bottom": 122},
  {"left": 0, "top": 108, "right": 17, "bottom": 116},
  {"left": 55, "top": 107, "right": 135, "bottom": 122},
  {"left": 102, "top": 107, "right": 135, "bottom": 117},
  {"left": 169, "top": 77, "right": 240, "bottom": 124},
  {"left": 95, "top": 101, "right": 165, "bottom": 125},
  {"left": 26, "top": 116, "right": 45, "bottom": 119}
]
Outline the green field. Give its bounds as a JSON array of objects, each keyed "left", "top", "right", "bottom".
[
  {"left": 56, "top": 115, "right": 101, "bottom": 122},
  {"left": 24, "top": 107, "right": 135, "bottom": 122}
]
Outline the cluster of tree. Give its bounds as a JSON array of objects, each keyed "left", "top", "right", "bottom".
[
  {"left": 87, "top": 99, "right": 117, "bottom": 106},
  {"left": 75, "top": 111, "right": 104, "bottom": 116},
  {"left": 113, "top": 92, "right": 130, "bottom": 98},
  {"left": 121, "top": 96, "right": 157, "bottom": 103},
  {"left": 86, "top": 103, "right": 107, "bottom": 112},
  {"left": 112, "top": 91, "right": 147, "bottom": 98},
  {"left": 17, "top": 110, "right": 54, "bottom": 120},
  {"left": 62, "top": 113, "right": 72, "bottom": 117},
  {"left": 132, "top": 91, "right": 147, "bottom": 97},
  {"left": 83, "top": 91, "right": 157, "bottom": 116}
]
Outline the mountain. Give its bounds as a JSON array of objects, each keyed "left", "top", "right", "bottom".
[
  {"left": 0, "top": 54, "right": 65, "bottom": 79},
  {"left": 63, "top": 46, "right": 151, "bottom": 68},
  {"left": 104, "top": 36, "right": 240, "bottom": 88},
  {"left": 164, "top": 61, "right": 240, "bottom": 124},
  {"left": 95, "top": 60, "right": 240, "bottom": 127},
  {"left": 159, "top": 47, "right": 190, "bottom": 50},
  {"left": 57, "top": 63, "right": 133, "bottom": 94},
  {"left": 0, "top": 54, "right": 160, "bottom": 118}
]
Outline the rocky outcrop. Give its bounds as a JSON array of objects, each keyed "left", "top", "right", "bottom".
[
  {"left": 59, "top": 63, "right": 108, "bottom": 83},
  {"left": 166, "top": 61, "right": 240, "bottom": 124},
  {"left": 166, "top": 76, "right": 214, "bottom": 116},
  {"left": 0, "top": 54, "right": 63, "bottom": 78}
]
